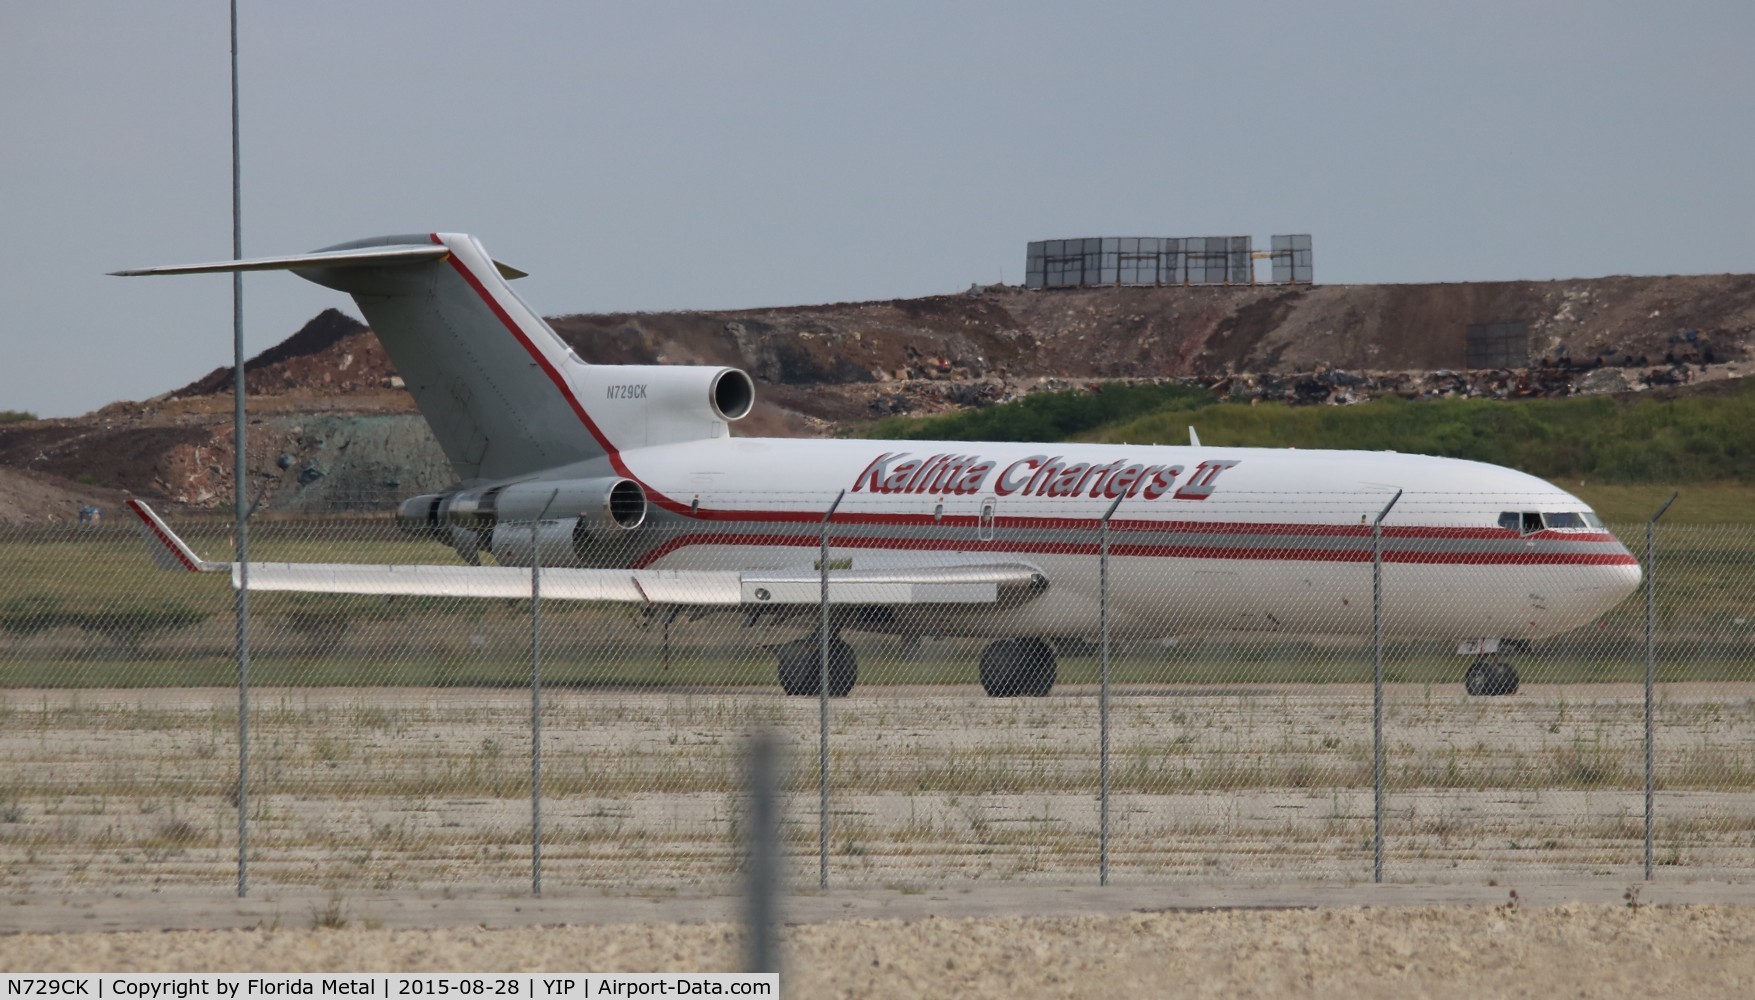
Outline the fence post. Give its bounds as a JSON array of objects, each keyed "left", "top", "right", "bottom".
[
  {"left": 1371, "top": 490, "right": 1402, "bottom": 885},
  {"left": 228, "top": 0, "right": 249, "bottom": 902},
  {"left": 1098, "top": 493, "right": 1125, "bottom": 886},
  {"left": 532, "top": 491, "right": 559, "bottom": 897},
  {"left": 1645, "top": 491, "right": 1677, "bottom": 881},
  {"left": 819, "top": 489, "right": 845, "bottom": 890}
]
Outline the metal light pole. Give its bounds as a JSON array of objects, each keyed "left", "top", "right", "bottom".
[
  {"left": 819, "top": 489, "right": 844, "bottom": 889},
  {"left": 229, "top": 0, "right": 250, "bottom": 900},
  {"left": 531, "top": 490, "right": 558, "bottom": 896},
  {"left": 1645, "top": 491, "right": 1677, "bottom": 880},
  {"left": 1098, "top": 492, "right": 1124, "bottom": 886},
  {"left": 1371, "top": 489, "right": 1402, "bottom": 884}
]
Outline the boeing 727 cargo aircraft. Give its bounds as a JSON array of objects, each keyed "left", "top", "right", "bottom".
[{"left": 116, "top": 233, "right": 1641, "bottom": 697}]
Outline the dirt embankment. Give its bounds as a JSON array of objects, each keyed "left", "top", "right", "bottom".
[
  {"left": 2, "top": 275, "right": 1751, "bottom": 521},
  {"left": 548, "top": 276, "right": 1754, "bottom": 420}
]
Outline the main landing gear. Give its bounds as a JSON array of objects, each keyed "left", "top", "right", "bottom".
[
  {"left": 1464, "top": 657, "right": 1520, "bottom": 697},
  {"left": 979, "top": 637, "right": 1057, "bottom": 697},
  {"left": 775, "top": 637, "right": 858, "bottom": 697}
]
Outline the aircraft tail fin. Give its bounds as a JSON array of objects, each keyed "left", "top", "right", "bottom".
[{"left": 114, "top": 234, "right": 601, "bottom": 482}]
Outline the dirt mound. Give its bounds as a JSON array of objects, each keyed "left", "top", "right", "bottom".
[
  {"left": 170, "top": 308, "right": 409, "bottom": 412},
  {"left": 0, "top": 465, "right": 133, "bottom": 524},
  {"left": 156, "top": 274, "right": 1755, "bottom": 420}
]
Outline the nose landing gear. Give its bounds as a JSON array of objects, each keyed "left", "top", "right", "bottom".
[{"left": 1464, "top": 657, "right": 1520, "bottom": 696}]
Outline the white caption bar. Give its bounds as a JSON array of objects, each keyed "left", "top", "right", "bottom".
[{"left": 0, "top": 976, "right": 776, "bottom": 999}]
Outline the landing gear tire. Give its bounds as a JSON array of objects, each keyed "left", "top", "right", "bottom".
[
  {"left": 777, "top": 639, "right": 858, "bottom": 697},
  {"left": 979, "top": 638, "right": 1058, "bottom": 697},
  {"left": 1464, "top": 657, "right": 1519, "bottom": 697}
]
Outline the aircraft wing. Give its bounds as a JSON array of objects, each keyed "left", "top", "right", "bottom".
[
  {"left": 127, "top": 501, "right": 1046, "bottom": 606},
  {"left": 236, "top": 562, "right": 1043, "bottom": 605}
]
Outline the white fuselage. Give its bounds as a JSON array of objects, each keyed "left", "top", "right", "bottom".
[{"left": 576, "top": 436, "right": 1642, "bottom": 643}]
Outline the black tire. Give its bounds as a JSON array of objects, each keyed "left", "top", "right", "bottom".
[
  {"left": 826, "top": 639, "right": 858, "bottom": 697},
  {"left": 979, "top": 638, "right": 1057, "bottom": 697},
  {"left": 979, "top": 639, "right": 1021, "bottom": 697},
  {"left": 778, "top": 646, "right": 817, "bottom": 696},
  {"left": 777, "top": 639, "right": 858, "bottom": 697},
  {"left": 1017, "top": 637, "right": 1057, "bottom": 697},
  {"left": 1465, "top": 659, "right": 1520, "bottom": 697}
]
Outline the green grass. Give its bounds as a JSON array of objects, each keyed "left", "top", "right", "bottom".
[
  {"left": 866, "top": 381, "right": 1213, "bottom": 442},
  {"left": 1561, "top": 483, "right": 1747, "bottom": 525},
  {"left": 1097, "top": 389, "right": 1755, "bottom": 486},
  {"left": 860, "top": 378, "right": 1755, "bottom": 512}
]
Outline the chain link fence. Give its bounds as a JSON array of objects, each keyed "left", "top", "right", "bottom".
[{"left": 2, "top": 496, "right": 1752, "bottom": 895}]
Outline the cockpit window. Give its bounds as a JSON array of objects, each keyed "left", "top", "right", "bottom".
[{"left": 1502, "top": 510, "right": 1601, "bottom": 534}]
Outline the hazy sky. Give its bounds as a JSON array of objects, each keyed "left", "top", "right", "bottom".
[{"left": 4, "top": 2, "right": 1752, "bottom": 418}]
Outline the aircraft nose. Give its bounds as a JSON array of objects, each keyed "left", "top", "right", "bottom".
[{"left": 1591, "top": 539, "right": 1644, "bottom": 612}]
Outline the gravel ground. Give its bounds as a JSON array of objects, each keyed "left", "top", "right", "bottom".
[
  {"left": 8, "top": 683, "right": 1755, "bottom": 995},
  {"left": 4, "top": 904, "right": 1755, "bottom": 998},
  {"left": 8, "top": 684, "right": 1755, "bottom": 893}
]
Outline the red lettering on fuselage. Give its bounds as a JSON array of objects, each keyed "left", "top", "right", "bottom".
[
  {"left": 854, "top": 453, "right": 1235, "bottom": 501},
  {"left": 1173, "top": 460, "right": 1240, "bottom": 500}
]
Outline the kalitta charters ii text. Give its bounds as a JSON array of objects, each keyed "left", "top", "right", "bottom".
[{"left": 850, "top": 451, "right": 1241, "bottom": 501}]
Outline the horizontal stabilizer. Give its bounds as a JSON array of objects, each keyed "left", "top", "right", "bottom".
[
  {"left": 111, "top": 243, "right": 528, "bottom": 280},
  {"left": 126, "top": 499, "right": 223, "bottom": 573},
  {"left": 110, "top": 244, "right": 449, "bottom": 277}
]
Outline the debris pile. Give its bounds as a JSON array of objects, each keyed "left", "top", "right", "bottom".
[{"left": 860, "top": 361, "right": 1744, "bottom": 419}]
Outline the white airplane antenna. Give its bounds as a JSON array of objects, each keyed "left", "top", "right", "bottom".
[{"left": 1188, "top": 426, "right": 1201, "bottom": 448}]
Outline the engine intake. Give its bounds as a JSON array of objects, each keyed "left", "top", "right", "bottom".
[{"left": 710, "top": 368, "right": 755, "bottom": 422}]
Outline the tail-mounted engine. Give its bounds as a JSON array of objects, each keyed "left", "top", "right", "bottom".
[
  {"left": 396, "top": 476, "right": 647, "bottom": 567},
  {"left": 572, "top": 364, "right": 755, "bottom": 448}
]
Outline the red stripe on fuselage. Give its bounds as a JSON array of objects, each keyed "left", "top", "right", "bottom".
[
  {"left": 625, "top": 531, "right": 1640, "bottom": 569},
  {"left": 682, "top": 506, "right": 1621, "bottom": 543}
]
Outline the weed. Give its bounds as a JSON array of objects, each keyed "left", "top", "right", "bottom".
[{"left": 310, "top": 893, "right": 350, "bottom": 929}]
